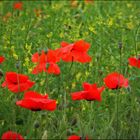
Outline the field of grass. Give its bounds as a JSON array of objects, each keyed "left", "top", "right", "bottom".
[{"left": 0, "top": 0, "right": 140, "bottom": 139}]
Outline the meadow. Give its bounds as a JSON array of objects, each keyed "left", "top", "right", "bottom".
[{"left": 0, "top": 0, "right": 140, "bottom": 139}]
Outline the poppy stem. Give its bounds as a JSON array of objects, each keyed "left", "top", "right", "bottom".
[
  {"left": 69, "top": 57, "right": 74, "bottom": 71},
  {"left": 134, "top": 23, "right": 140, "bottom": 57},
  {"left": 116, "top": 42, "right": 122, "bottom": 139}
]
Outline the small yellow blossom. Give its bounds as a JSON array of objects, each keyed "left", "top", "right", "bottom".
[
  {"left": 108, "top": 18, "right": 113, "bottom": 26},
  {"left": 85, "top": 71, "right": 89, "bottom": 77},
  {"left": 127, "top": 22, "right": 134, "bottom": 30},
  {"left": 40, "top": 80, "right": 45, "bottom": 86},
  {"left": 28, "top": 68, "right": 32, "bottom": 73},
  {"left": 13, "top": 54, "right": 18, "bottom": 60},
  {"left": 82, "top": 106, "right": 86, "bottom": 111},
  {"left": 47, "top": 32, "right": 53, "bottom": 38},
  {"left": 76, "top": 72, "right": 82, "bottom": 80},
  {"left": 59, "top": 32, "right": 64, "bottom": 38},
  {"left": 127, "top": 3, "right": 132, "bottom": 8},
  {"left": 56, "top": 100, "right": 58, "bottom": 104},
  {"left": 21, "top": 26, "right": 25, "bottom": 31},
  {"left": 89, "top": 62, "right": 93, "bottom": 67},
  {"left": 72, "top": 82, "right": 76, "bottom": 89},
  {"left": 89, "top": 26, "right": 97, "bottom": 34},
  {"left": 25, "top": 57, "right": 30, "bottom": 62}
]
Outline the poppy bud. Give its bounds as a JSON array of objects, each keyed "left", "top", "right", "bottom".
[
  {"left": 41, "top": 112, "right": 47, "bottom": 117},
  {"left": 70, "top": 118, "right": 77, "bottom": 126},
  {"left": 16, "top": 118, "right": 24, "bottom": 125},
  {"left": 46, "top": 63, "right": 50, "bottom": 69},
  {"left": 0, "top": 69, "right": 3, "bottom": 79},
  {"left": 38, "top": 48, "right": 42, "bottom": 55},
  {"left": 137, "top": 54, "right": 140, "bottom": 60},
  {"left": 15, "top": 61, "right": 20, "bottom": 69},
  {"left": 118, "top": 42, "right": 122, "bottom": 49},
  {"left": 98, "top": 70, "right": 103, "bottom": 75},
  {"left": 67, "top": 129, "right": 72, "bottom": 136},
  {"left": 44, "top": 48, "right": 48, "bottom": 54},
  {"left": 34, "top": 121, "right": 40, "bottom": 128},
  {"left": 35, "top": 78, "right": 39, "bottom": 82},
  {"left": 126, "top": 86, "right": 131, "bottom": 93}
]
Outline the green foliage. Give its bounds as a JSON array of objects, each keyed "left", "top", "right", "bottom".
[{"left": 0, "top": 0, "right": 140, "bottom": 139}]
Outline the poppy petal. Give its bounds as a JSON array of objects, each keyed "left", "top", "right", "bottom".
[
  {"left": 0, "top": 56, "right": 5, "bottom": 64},
  {"left": 61, "top": 41, "right": 70, "bottom": 47},
  {"left": 71, "top": 91, "right": 88, "bottom": 100},
  {"left": 73, "top": 40, "right": 90, "bottom": 52},
  {"left": 1, "top": 131, "right": 24, "bottom": 140},
  {"left": 24, "top": 91, "right": 48, "bottom": 99},
  {"left": 42, "top": 99, "right": 56, "bottom": 111},
  {"left": 129, "top": 57, "right": 137, "bottom": 66},
  {"left": 32, "top": 52, "right": 39, "bottom": 63},
  {"left": 47, "top": 63, "right": 60, "bottom": 75},
  {"left": 68, "top": 135, "right": 81, "bottom": 140}
]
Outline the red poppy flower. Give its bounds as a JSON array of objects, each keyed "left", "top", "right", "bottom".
[
  {"left": 16, "top": 91, "right": 56, "bottom": 111},
  {"left": 56, "top": 40, "right": 92, "bottom": 63},
  {"left": 68, "top": 135, "right": 88, "bottom": 140},
  {"left": 13, "top": 2, "right": 23, "bottom": 10},
  {"left": 0, "top": 56, "right": 5, "bottom": 64},
  {"left": 104, "top": 72, "right": 129, "bottom": 89},
  {"left": 128, "top": 57, "right": 140, "bottom": 69},
  {"left": 1, "top": 131, "right": 24, "bottom": 140},
  {"left": 32, "top": 50, "right": 60, "bottom": 75},
  {"left": 2, "top": 72, "right": 35, "bottom": 93},
  {"left": 71, "top": 82, "right": 105, "bottom": 101}
]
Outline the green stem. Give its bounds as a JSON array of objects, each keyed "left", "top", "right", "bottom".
[{"left": 134, "top": 23, "right": 140, "bottom": 57}]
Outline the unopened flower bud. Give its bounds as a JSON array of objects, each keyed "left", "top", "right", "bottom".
[
  {"left": 15, "top": 61, "right": 20, "bottom": 69},
  {"left": 38, "top": 48, "right": 42, "bottom": 55},
  {"left": 127, "top": 86, "right": 131, "bottom": 93},
  {"left": 0, "top": 69, "right": 3, "bottom": 79},
  {"left": 118, "top": 42, "right": 122, "bottom": 49},
  {"left": 137, "top": 54, "right": 140, "bottom": 60},
  {"left": 34, "top": 121, "right": 40, "bottom": 128},
  {"left": 46, "top": 63, "right": 50, "bottom": 69},
  {"left": 44, "top": 48, "right": 48, "bottom": 54},
  {"left": 16, "top": 118, "right": 24, "bottom": 125}
]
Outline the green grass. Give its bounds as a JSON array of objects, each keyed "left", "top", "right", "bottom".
[{"left": 0, "top": 0, "right": 140, "bottom": 139}]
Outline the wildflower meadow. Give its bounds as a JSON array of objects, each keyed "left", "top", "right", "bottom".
[{"left": 0, "top": 0, "right": 140, "bottom": 139}]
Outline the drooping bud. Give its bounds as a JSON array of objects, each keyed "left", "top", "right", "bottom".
[
  {"left": 137, "top": 54, "right": 140, "bottom": 60},
  {"left": 34, "top": 121, "right": 40, "bottom": 129},
  {"left": 118, "top": 42, "right": 122, "bottom": 49},
  {"left": 0, "top": 69, "right": 3, "bottom": 79},
  {"left": 15, "top": 61, "right": 20, "bottom": 69},
  {"left": 38, "top": 48, "right": 42, "bottom": 55},
  {"left": 44, "top": 48, "right": 48, "bottom": 54},
  {"left": 16, "top": 118, "right": 24, "bottom": 125},
  {"left": 46, "top": 63, "right": 50, "bottom": 69}
]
